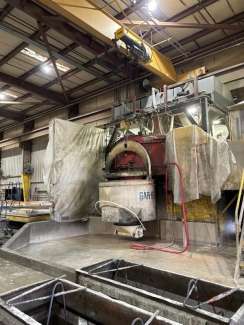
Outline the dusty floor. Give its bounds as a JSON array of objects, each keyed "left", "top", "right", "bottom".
[
  {"left": 16, "top": 234, "right": 241, "bottom": 287},
  {"left": 0, "top": 257, "right": 50, "bottom": 294}
]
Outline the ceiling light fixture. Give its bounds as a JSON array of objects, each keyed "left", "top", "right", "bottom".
[
  {"left": 4, "top": 91, "right": 18, "bottom": 99},
  {"left": 148, "top": 0, "right": 157, "bottom": 12},
  {"left": 0, "top": 93, "right": 6, "bottom": 100},
  {"left": 21, "top": 48, "right": 70, "bottom": 72},
  {"left": 42, "top": 64, "right": 52, "bottom": 74},
  {"left": 56, "top": 62, "right": 70, "bottom": 72},
  {"left": 21, "top": 48, "right": 46, "bottom": 62},
  {"left": 0, "top": 91, "right": 18, "bottom": 100}
]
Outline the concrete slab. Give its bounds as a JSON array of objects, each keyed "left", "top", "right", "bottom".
[
  {"left": 15, "top": 234, "right": 240, "bottom": 287},
  {"left": 0, "top": 257, "right": 50, "bottom": 294}
]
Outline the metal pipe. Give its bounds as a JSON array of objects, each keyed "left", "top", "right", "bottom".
[
  {"left": 12, "top": 287, "right": 85, "bottom": 307},
  {"left": 7, "top": 276, "right": 65, "bottom": 304},
  {"left": 39, "top": 22, "right": 69, "bottom": 104},
  {"left": 46, "top": 281, "right": 67, "bottom": 325},
  {"left": 88, "top": 259, "right": 114, "bottom": 274},
  {"left": 145, "top": 310, "right": 160, "bottom": 325},
  {"left": 92, "top": 264, "right": 141, "bottom": 275}
]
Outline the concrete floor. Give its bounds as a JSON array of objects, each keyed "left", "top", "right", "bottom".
[
  {"left": 16, "top": 234, "right": 241, "bottom": 287},
  {"left": 0, "top": 256, "right": 50, "bottom": 294}
]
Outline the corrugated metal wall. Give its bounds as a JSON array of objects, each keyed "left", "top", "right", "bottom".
[
  {"left": 1, "top": 148, "right": 22, "bottom": 177},
  {"left": 0, "top": 137, "right": 49, "bottom": 201},
  {"left": 1, "top": 147, "right": 22, "bottom": 192},
  {"left": 31, "top": 137, "right": 48, "bottom": 200}
]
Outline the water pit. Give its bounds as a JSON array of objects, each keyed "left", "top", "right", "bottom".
[
  {"left": 0, "top": 278, "right": 175, "bottom": 325},
  {"left": 77, "top": 259, "right": 244, "bottom": 324}
]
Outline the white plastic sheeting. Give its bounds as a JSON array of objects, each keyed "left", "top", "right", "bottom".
[
  {"left": 1, "top": 147, "right": 22, "bottom": 188},
  {"left": 166, "top": 126, "right": 236, "bottom": 204},
  {"left": 43, "top": 119, "right": 106, "bottom": 222}
]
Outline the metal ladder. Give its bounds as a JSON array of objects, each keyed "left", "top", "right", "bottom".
[{"left": 234, "top": 170, "right": 244, "bottom": 283}]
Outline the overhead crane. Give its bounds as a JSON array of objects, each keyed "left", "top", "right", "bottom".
[{"left": 36, "top": 0, "right": 189, "bottom": 85}]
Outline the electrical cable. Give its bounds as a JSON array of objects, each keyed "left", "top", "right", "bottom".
[
  {"left": 95, "top": 200, "right": 146, "bottom": 230},
  {"left": 131, "top": 162, "right": 190, "bottom": 254}
]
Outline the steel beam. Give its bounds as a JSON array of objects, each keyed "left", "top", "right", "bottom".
[
  {"left": 0, "top": 106, "right": 25, "bottom": 121},
  {"left": 0, "top": 93, "right": 39, "bottom": 118},
  {"left": 0, "top": 21, "right": 112, "bottom": 77},
  {"left": 24, "top": 100, "right": 50, "bottom": 115},
  {"left": 115, "top": 0, "right": 147, "bottom": 20},
  {"left": 142, "top": 0, "right": 219, "bottom": 42},
  {"left": 122, "top": 19, "right": 243, "bottom": 31},
  {"left": 1, "top": 67, "right": 116, "bottom": 115},
  {"left": 0, "top": 3, "right": 27, "bottom": 121},
  {"left": 67, "top": 71, "right": 115, "bottom": 96},
  {"left": 17, "top": 0, "right": 176, "bottom": 82},
  {"left": 2, "top": 61, "right": 244, "bottom": 132},
  {"left": 0, "top": 43, "right": 28, "bottom": 68},
  {"left": 0, "top": 22, "right": 116, "bottom": 82},
  {"left": 7, "top": 0, "right": 105, "bottom": 54},
  {"left": 173, "top": 30, "right": 244, "bottom": 65},
  {"left": 0, "top": 61, "right": 119, "bottom": 116},
  {"left": 1, "top": 72, "right": 148, "bottom": 130},
  {"left": 39, "top": 21, "right": 69, "bottom": 103},
  {"left": 0, "top": 41, "right": 114, "bottom": 99},
  {"left": 162, "top": 11, "right": 244, "bottom": 54},
  {"left": 5, "top": 0, "right": 106, "bottom": 55},
  {"left": 0, "top": 71, "right": 66, "bottom": 103},
  {"left": 5, "top": 0, "right": 124, "bottom": 76},
  {"left": 0, "top": 25, "right": 119, "bottom": 118},
  {"left": 169, "top": 0, "right": 218, "bottom": 22},
  {"left": 0, "top": 27, "right": 48, "bottom": 68},
  {"left": 18, "top": 42, "right": 77, "bottom": 80},
  {"left": 0, "top": 4, "right": 13, "bottom": 20}
]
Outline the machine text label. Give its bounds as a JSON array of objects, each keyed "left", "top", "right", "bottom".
[{"left": 139, "top": 191, "right": 154, "bottom": 201}]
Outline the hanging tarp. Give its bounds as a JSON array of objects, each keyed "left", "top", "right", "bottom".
[
  {"left": 43, "top": 119, "right": 106, "bottom": 222},
  {"left": 166, "top": 126, "right": 236, "bottom": 204}
]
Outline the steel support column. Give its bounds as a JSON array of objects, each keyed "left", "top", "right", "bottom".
[
  {"left": 22, "top": 121, "right": 34, "bottom": 175},
  {"left": 68, "top": 105, "right": 79, "bottom": 119},
  {"left": 201, "top": 97, "right": 210, "bottom": 133}
]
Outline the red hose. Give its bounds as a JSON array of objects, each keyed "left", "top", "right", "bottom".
[{"left": 131, "top": 162, "right": 190, "bottom": 254}]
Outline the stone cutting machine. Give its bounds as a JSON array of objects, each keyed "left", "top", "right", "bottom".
[{"left": 99, "top": 135, "right": 165, "bottom": 238}]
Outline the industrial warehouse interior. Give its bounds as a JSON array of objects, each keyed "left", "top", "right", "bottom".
[{"left": 1, "top": 0, "right": 244, "bottom": 324}]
